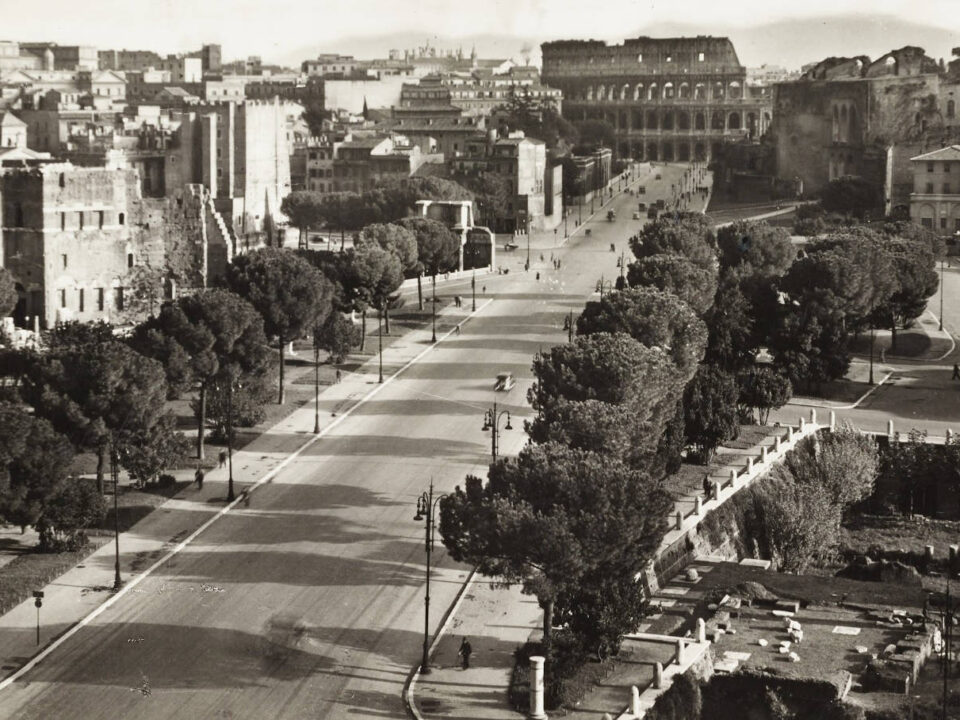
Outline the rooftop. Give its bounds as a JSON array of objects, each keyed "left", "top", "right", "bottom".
[{"left": 911, "top": 145, "right": 960, "bottom": 162}]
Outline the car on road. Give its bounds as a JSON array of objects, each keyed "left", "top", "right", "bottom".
[
  {"left": 638, "top": 186, "right": 646, "bottom": 195},
  {"left": 607, "top": 210, "right": 616, "bottom": 221},
  {"left": 632, "top": 211, "right": 641, "bottom": 220},
  {"left": 647, "top": 207, "right": 659, "bottom": 219},
  {"left": 494, "top": 372, "right": 515, "bottom": 391},
  {"left": 655, "top": 173, "right": 662, "bottom": 180},
  {"left": 637, "top": 202, "right": 647, "bottom": 211},
  {"left": 504, "top": 241, "right": 519, "bottom": 251}
]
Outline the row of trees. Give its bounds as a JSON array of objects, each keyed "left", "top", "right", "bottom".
[{"left": 0, "top": 190, "right": 464, "bottom": 550}]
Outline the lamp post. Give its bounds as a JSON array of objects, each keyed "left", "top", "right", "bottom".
[
  {"left": 482, "top": 398, "right": 513, "bottom": 460},
  {"left": 868, "top": 326, "right": 875, "bottom": 386},
  {"left": 110, "top": 445, "right": 122, "bottom": 591},
  {"left": 596, "top": 275, "right": 614, "bottom": 301},
  {"left": 525, "top": 212, "right": 531, "bottom": 270},
  {"left": 413, "top": 479, "right": 447, "bottom": 675},
  {"left": 226, "top": 378, "right": 237, "bottom": 501},
  {"left": 940, "top": 256, "right": 946, "bottom": 332},
  {"left": 313, "top": 343, "right": 321, "bottom": 434},
  {"left": 471, "top": 271, "right": 476, "bottom": 312},
  {"left": 378, "top": 302, "right": 384, "bottom": 384},
  {"left": 431, "top": 274, "right": 437, "bottom": 343},
  {"left": 563, "top": 310, "right": 574, "bottom": 342},
  {"left": 617, "top": 249, "right": 626, "bottom": 284}
]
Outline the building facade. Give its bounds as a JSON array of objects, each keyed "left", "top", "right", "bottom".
[
  {"left": 909, "top": 145, "right": 960, "bottom": 235},
  {"left": 541, "top": 36, "right": 770, "bottom": 162},
  {"left": 1, "top": 164, "right": 230, "bottom": 329}
]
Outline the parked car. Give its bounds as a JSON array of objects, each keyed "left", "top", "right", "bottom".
[
  {"left": 647, "top": 207, "right": 659, "bottom": 219},
  {"left": 638, "top": 186, "right": 646, "bottom": 195},
  {"left": 494, "top": 372, "right": 515, "bottom": 391},
  {"left": 637, "top": 202, "right": 647, "bottom": 211},
  {"left": 607, "top": 210, "right": 616, "bottom": 221},
  {"left": 655, "top": 173, "right": 662, "bottom": 180},
  {"left": 632, "top": 211, "right": 641, "bottom": 220}
]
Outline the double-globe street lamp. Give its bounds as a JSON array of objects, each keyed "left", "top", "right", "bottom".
[
  {"left": 413, "top": 479, "right": 447, "bottom": 675},
  {"left": 482, "top": 399, "right": 513, "bottom": 460},
  {"left": 214, "top": 374, "right": 242, "bottom": 502}
]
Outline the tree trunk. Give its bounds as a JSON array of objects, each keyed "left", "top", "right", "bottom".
[
  {"left": 541, "top": 598, "right": 554, "bottom": 654},
  {"left": 359, "top": 310, "right": 367, "bottom": 351},
  {"left": 278, "top": 341, "right": 285, "bottom": 404},
  {"left": 196, "top": 384, "right": 207, "bottom": 459},
  {"left": 96, "top": 441, "right": 106, "bottom": 495},
  {"left": 417, "top": 275, "right": 423, "bottom": 310},
  {"left": 384, "top": 304, "right": 391, "bottom": 335},
  {"left": 890, "top": 320, "right": 898, "bottom": 352},
  {"left": 341, "top": 228, "right": 345, "bottom": 252}
]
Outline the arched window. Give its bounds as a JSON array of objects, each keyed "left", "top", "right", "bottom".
[
  {"left": 948, "top": 100, "right": 956, "bottom": 119},
  {"left": 677, "top": 111, "right": 690, "bottom": 130},
  {"left": 647, "top": 83, "right": 658, "bottom": 101},
  {"left": 646, "top": 110, "right": 658, "bottom": 130},
  {"left": 663, "top": 82, "right": 674, "bottom": 99},
  {"left": 634, "top": 84, "right": 643, "bottom": 101},
  {"left": 728, "top": 112, "right": 741, "bottom": 130},
  {"left": 694, "top": 83, "right": 706, "bottom": 100},
  {"left": 678, "top": 83, "right": 690, "bottom": 99},
  {"left": 711, "top": 111, "right": 725, "bottom": 130},
  {"left": 695, "top": 112, "right": 705, "bottom": 130},
  {"left": 597, "top": 84, "right": 605, "bottom": 101},
  {"left": 662, "top": 111, "right": 674, "bottom": 130},
  {"left": 621, "top": 84, "right": 629, "bottom": 100},
  {"left": 632, "top": 110, "right": 643, "bottom": 130},
  {"left": 728, "top": 81, "right": 741, "bottom": 100},
  {"left": 713, "top": 82, "right": 724, "bottom": 99}
]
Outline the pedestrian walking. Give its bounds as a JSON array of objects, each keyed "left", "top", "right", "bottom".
[
  {"left": 336, "top": 369, "right": 342, "bottom": 383},
  {"left": 953, "top": 363, "right": 960, "bottom": 381},
  {"left": 455, "top": 324, "right": 461, "bottom": 335},
  {"left": 482, "top": 285, "right": 486, "bottom": 294},
  {"left": 540, "top": 253, "right": 544, "bottom": 262},
  {"left": 218, "top": 449, "right": 227, "bottom": 469},
  {"left": 703, "top": 473, "right": 711, "bottom": 499},
  {"left": 536, "top": 272, "right": 540, "bottom": 281},
  {"left": 240, "top": 487, "right": 251, "bottom": 507},
  {"left": 195, "top": 467, "right": 205, "bottom": 490},
  {"left": 458, "top": 637, "right": 473, "bottom": 669}
]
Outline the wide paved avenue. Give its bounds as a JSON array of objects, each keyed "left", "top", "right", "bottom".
[{"left": 0, "top": 165, "right": 694, "bottom": 719}]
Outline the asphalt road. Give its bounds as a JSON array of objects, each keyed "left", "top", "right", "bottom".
[{"left": 0, "top": 164, "right": 699, "bottom": 720}]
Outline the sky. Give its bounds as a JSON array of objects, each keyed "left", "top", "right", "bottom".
[{"left": 1, "top": 0, "right": 957, "bottom": 67}]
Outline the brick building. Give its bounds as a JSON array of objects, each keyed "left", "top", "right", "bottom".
[
  {"left": 1, "top": 164, "right": 231, "bottom": 329},
  {"left": 541, "top": 36, "right": 770, "bottom": 162},
  {"left": 771, "top": 46, "right": 960, "bottom": 212}
]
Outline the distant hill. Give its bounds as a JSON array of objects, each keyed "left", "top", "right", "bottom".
[{"left": 277, "top": 14, "right": 959, "bottom": 73}]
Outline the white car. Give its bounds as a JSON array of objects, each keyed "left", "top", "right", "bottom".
[{"left": 494, "top": 373, "right": 515, "bottom": 391}]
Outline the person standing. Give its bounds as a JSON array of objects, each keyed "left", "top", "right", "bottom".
[
  {"left": 195, "top": 467, "right": 204, "bottom": 490},
  {"left": 953, "top": 363, "right": 960, "bottom": 381},
  {"left": 458, "top": 637, "right": 472, "bottom": 669},
  {"left": 336, "top": 369, "right": 342, "bottom": 383},
  {"left": 218, "top": 450, "right": 227, "bottom": 469}
]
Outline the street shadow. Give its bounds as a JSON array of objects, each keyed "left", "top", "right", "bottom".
[
  {"left": 306, "top": 434, "right": 484, "bottom": 460},
  {"left": 400, "top": 361, "right": 532, "bottom": 382}
]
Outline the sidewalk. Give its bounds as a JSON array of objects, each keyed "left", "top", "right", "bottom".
[
  {"left": 0, "top": 298, "right": 480, "bottom": 688},
  {"left": 410, "top": 423, "right": 791, "bottom": 719}
]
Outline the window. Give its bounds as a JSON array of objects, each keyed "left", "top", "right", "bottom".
[
  {"left": 115, "top": 287, "right": 124, "bottom": 311},
  {"left": 637, "top": 54, "right": 642, "bottom": 63},
  {"left": 60, "top": 212, "right": 66, "bottom": 230},
  {"left": 928, "top": 162, "right": 935, "bottom": 173},
  {"left": 926, "top": 182, "right": 935, "bottom": 193},
  {"left": 956, "top": 218, "right": 960, "bottom": 231},
  {"left": 62, "top": 254, "right": 67, "bottom": 268},
  {"left": 78, "top": 211, "right": 84, "bottom": 230},
  {"left": 60, "top": 289, "right": 66, "bottom": 308},
  {"left": 948, "top": 100, "right": 956, "bottom": 119},
  {"left": 79, "top": 288, "right": 84, "bottom": 313},
  {"left": 945, "top": 183, "right": 952, "bottom": 194},
  {"left": 947, "top": 162, "right": 952, "bottom": 173},
  {"left": 97, "top": 288, "right": 104, "bottom": 311},
  {"left": 127, "top": 253, "right": 134, "bottom": 268},
  {"left": 698, "top": 52, "right": 705, "bottom": 62}
]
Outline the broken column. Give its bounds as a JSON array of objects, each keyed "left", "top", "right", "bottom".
[
  {"left": 675, "top": 510, "right": 683, "bottom": 530},
  {"left": 631, "top": 686, "right": 641, "bottom": 716},
  {"left": 676, "top": 638, "right": 686, "bottom": 665},
  {"left": 528, "top": 656, "right": 548, "bottom": 720},
  {"left": 697, "top": 617, "right": 706, "bottom": 643},
  {"left": 695, "top": 496, "right": 703, "bottom": 516}
]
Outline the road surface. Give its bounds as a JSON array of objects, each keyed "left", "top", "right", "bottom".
[{"left": 0, "top": 164, "right": 700, "bottom": 720}]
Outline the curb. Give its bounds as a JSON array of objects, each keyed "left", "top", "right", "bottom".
[
  {"left": 403, "top": 568, "right": 479, "bottom": 720},
  {"left": 0, "top": 298, "right": 495, "bottom": 692},
  {"left": 788, "top": 371, "right": 893, "bottom": 411}
]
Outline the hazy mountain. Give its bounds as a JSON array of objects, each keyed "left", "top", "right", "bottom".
[{"left": 278, "top": 14, "right": 959, "bottom": 72}]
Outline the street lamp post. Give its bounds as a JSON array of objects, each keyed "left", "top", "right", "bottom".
[
  {"left": 564, "top": 310, "right": 574, "bottom": 342},
  {"left": 378, "top": 303, "right": 384, "bottom": 384},
  {"left": 940, "top": 257, "right": 946, "bottom": 332},
  {"left": 110, "top": 445, "right": 122, "bottom": 591},
  {"left": 596, "top": 275, "right": 614, "bottom": 301},
  {"left": 431, "top": 275, "right": 437, "bottom": 343},
  {"left": 868, "top": 327, "right": 875, "bottom": 386},
  {"left": 482, "top": 398, "right": 513, "bottom": 460},
  {"left": 226, "top": 379, "right": 237, "bottom": 502},
  {"left": 413, "top": 479, "right": 446, "bottom": 675},
  {"left": 313, "top": 344, "right": 321, "bottom": 434},
  {"left": 472, "top": 271, "right": 477, "bottom": 312}
]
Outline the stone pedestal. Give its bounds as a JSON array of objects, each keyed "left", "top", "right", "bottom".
[
  {"left": 654, "top": 662, "right": 664, "bottom": 689},
  {"left": 829, "top": 411, "right": 836, "bottom": 430},
  {"left": 528, "top": 656, "right": 548, "bottom": 720},
  {"left": 887, "top": 420, "right": 895, "bottom": 439},
  {"left": 631, "top": 685, "right": 641, "bottom": 715},
  {"left": 676, "top": 638, "right": 686, "bottom": 665},
  {"left": 712, "top": 480, "right": 720, "bottom": 501},
  {"left": 697, "top": 617, "right": 706, "bottom": 643},
  {"left": 695, "top": 496, "right": 703, "bottom": 516},
  {"left": 675, "top": 511, "right": 683, "bottom": 530},
  {"left": 810, "top": 409, "right": 817, "bottom": 425}
]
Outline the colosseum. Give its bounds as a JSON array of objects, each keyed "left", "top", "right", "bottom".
[{"left": 541, "top": 36, "right": 771, "bottom": 162}]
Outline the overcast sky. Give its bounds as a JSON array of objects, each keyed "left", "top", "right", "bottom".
[{"left": 2, "top": 0, "right": 956, "bottom": 65}]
